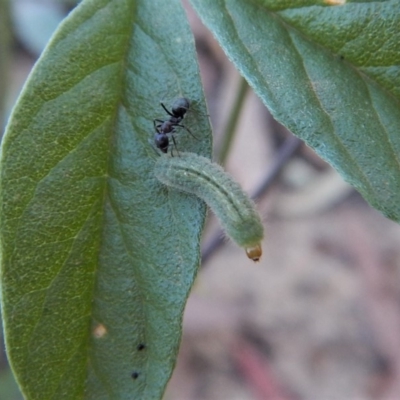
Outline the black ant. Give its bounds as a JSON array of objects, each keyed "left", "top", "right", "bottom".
[{"left": 154, "top": 97, "right": 197, "bottom": 155}]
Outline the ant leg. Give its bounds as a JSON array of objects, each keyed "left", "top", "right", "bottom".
[
  {"left": 197, "top": 110, "right": 210, "bottom": 118},
  {"left": 161, "top": 103, "right": 174, "bottom": 118},
  {"left": 170, "top": 134, "right": 180, "bottom": 157},
  {"left": 153, "top": 119, "right": 165, "bottom": 130},
  {"left": 175, "top": 123, "right": 199, "bottom": 140}
]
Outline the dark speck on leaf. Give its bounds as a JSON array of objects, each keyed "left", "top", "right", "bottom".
[
  {"left": 137, "top": 343, "right": 146, "bottom": 351},
  {"left": 131, "top": 371, "right": 140, "bottom": 380}
]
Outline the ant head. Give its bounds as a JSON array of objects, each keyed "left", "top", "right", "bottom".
[{"left": 171, "top": 98, "right": 190, "bottom": 119}]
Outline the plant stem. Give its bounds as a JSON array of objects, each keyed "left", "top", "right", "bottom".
[{"left": 217, "top": 76, "right": 249, "bottom": 165}]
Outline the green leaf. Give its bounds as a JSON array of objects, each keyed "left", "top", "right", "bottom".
[
  {"left": 189, "top": 0, "right": 400, "bottom": 221},
  {"left": 0, "top": 0, "right": 212, "bottom": 399}
]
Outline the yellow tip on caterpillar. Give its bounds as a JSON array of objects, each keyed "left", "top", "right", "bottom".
[{"left": 245, "top": 243, "right": 262, "bottom": 262}]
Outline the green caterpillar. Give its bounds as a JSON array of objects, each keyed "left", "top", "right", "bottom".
[{"left": 154, "top": 152, "right": 264, "bottom": 261}]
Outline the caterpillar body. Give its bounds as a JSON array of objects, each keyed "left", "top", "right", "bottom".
[{"left": 154, "top": 152, "right": 264, "bottom": 261}]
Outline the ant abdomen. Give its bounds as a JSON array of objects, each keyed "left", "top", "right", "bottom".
[{"left": 154, "top": 132, "right": 169, "bottom": 153}]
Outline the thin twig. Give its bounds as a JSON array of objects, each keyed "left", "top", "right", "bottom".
[{"left": 216, "top": 77, "right": 249, "bottom": 165}]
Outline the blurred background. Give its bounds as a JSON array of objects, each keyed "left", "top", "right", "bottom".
[{"left": 2, "top": 1, "right": 400, "bottom": 399}]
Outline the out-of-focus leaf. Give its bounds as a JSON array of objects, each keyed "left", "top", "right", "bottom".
[
  {"left": 0, "top": 0, "right": 212, "bottom": 399},
  {"left": 0, "top": 369, "right": 24, "bottom": 400},
  {"left": 12, "top": 0, "right": 68, "bottom": 56},
  {"left": 0, "top": 308, "right": 24, "bottom": 400},
  {"left": 0, "top": 0, "right": 11, "bottom": 131},
  {"left": 190, "top": 0, "right": 400, "bottom": 221}
]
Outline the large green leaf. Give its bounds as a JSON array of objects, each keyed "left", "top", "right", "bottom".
[
  {"left": 190, "top": 0, "right": 400, "bottom": 221},
  {"left": 0, "top": 0, "right": 212, "bottom": 399}
]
